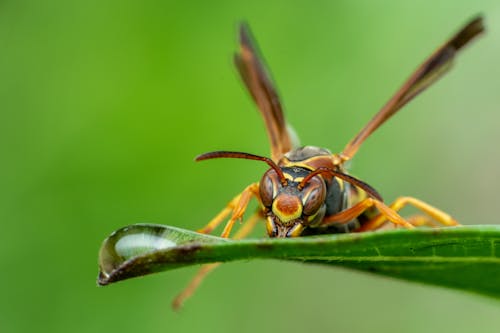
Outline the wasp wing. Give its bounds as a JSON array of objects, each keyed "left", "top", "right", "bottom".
[
  {"left": 341, "top": 16, "right": 484, "bottom": 161},
  {"left": 235, "top": 23, "right": 292, "bottom": 162}
]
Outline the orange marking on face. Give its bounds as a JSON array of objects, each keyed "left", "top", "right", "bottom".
[{"left": 272, "top": 193, "right": 302, "bottom": 223}]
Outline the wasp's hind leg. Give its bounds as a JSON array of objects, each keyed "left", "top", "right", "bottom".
[
  {"left": 172, "top": 209, "right": 263, "bottom": 310},
  {"left": 321, "top": 198, "right": 414, "bottom": 229},
  {"left": 357, "top": 196, "right": 459, "bottom": 231}
]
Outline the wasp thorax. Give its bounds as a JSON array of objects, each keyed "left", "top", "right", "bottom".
[{"left": 259, "top": 167, "right": 327, "bottom": 238}]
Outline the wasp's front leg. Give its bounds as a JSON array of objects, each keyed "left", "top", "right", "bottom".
[
  {"left": 197, "top": 182, "right": 260, "bottom": 238},
  {"left": 172, "top": 208, "right": 264, "bottom": 311},
  {"left": 171, "top": 183, "right": 262, "bottom": 310}
]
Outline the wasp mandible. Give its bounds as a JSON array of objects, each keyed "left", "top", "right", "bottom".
[{"left": 173, "top": 17, "right": 484, "bottom": 309}]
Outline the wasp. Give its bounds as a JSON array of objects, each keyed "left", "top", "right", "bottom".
[{"left": 172, "top": 17, "right": 484, "bottom": 309}]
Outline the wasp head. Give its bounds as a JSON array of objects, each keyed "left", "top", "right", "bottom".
[{"left": 259, "top": 167, "right": 327, "bottom": 237}]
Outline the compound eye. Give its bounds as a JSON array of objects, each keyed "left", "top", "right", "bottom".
[
  {"left": 259, "top": 169, "right": 279, "bottom": 208},
  {"left": 302, "top": 177, "right": 326, "bottom": 216}
]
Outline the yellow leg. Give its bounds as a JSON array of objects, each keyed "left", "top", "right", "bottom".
[
  {"left": 358, "top": 196, "right": 458, "bottom": 231},
  {"left": 197, "top": 183, "right": 260, "bottom": 236},
  {"left": 197, "top": 195, "right": 241, "bottom": 234},
  {"left": 407, "top": 214, "right": 439, "bottom": 227},
  {"left": 322, "top": 197, "right": 414, "bottom": 229},
  {"left": 369, "top": 215, "right": 438, "bottom": 231},
  {"left": 171, "top": 210, "right": 263, "bottom": 311},
  {"left": 220, "top": 183, "right": 260, "bottom": 238}
]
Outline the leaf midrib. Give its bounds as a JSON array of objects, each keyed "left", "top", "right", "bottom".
[{"left": 292, "top": 256, "right": 500, "bottom": 263}]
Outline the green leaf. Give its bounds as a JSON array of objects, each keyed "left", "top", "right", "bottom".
[{"left": 98, "top": 224, "right": 500, "bottom": 299}]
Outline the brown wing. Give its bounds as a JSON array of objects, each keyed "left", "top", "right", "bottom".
[
  {"left": 341, "top": 16, "right": 484, "bottom": 161},
  {"left": 234, "top": 23, "right": 292, "bottom": 162}
]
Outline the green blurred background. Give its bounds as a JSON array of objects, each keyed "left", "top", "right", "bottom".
[{"left": 1, "top": 0, "right": 500, "bottom": 332}]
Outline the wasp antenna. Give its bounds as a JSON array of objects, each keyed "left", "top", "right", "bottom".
[
  {"left": 195, "top": 151, "right": 288, "bottom": 185},
  {"left": 299, "top": 167, "right": 383, "bottom": 202}
]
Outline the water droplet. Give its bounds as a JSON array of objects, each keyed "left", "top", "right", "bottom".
[{"left": 97, "top": 223, "right": 222, "bottom": 285}]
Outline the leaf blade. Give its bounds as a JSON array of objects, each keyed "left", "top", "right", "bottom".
[{"left": 97, "top": 224, "right": 500, "bottom": 298}]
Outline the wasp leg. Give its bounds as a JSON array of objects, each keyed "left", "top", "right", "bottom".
[
  {"left": 197, "top": 183, "right": 260, "bottom": 235},
  {"left": 197, "top": 194, "right": 241, "bottom": 234},
  {"left": 219, "top": 183, "right": 260, "bottom": 238},
  {"left": 172, "top": 210, "right": 263, "bottom": 311},
  {"left": 370, "top": 215, "right": 439, "bottom": 231},
  {"left": 322, "top": 198, "right": 414, "bottom": 229},
  {"left": 172, "top": 183, "right": 261, "bottom": 310},
  {"left": 406, "top": 214, "right": 439, "bottom": 227},
  {"left": 358, "top": 196, "right": 458, "bottom": 231},
  {"left": 171, "top": 263, "right": 218, "bottom": 311}
]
